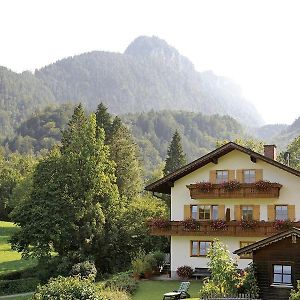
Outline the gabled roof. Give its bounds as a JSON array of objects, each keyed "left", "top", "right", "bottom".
[
  {"left": 145, "top": 142, "right": 300, "bottom": 194},
  {"left": 234, "top": 227, "right": 300, "bottom": 255}
]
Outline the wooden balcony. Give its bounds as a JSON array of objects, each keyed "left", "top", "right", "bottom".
[
  {"left": 149, "top": 220, "right": 300, "bottom": 237},
  {"left": 187, "top": 183, "right": 282, "bottom": 199}
]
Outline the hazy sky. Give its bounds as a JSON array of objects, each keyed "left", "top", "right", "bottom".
[{"left": 1, "top": 0, "right": 299, "bottom": 125}]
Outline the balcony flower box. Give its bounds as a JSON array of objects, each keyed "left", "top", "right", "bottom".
[
  {"left": 221, "top": 180, "right": 241, "bottom": 192},
  {"left": 240, "top": 219, "right": 259, "bottom": 230},
  {"left": 194, "top": 181, "right": 213, "bottom": 193},
  {"left": 180, "top": 218, "right": 200, "bottom": 231},
  {"left": 210, "top": 219, "right": 228, "bottom": 230},
  {"left": 149, "top": 218, "right": 170, "bottom": 229},
  {"left": 273, "top": 220, "right": 293, "bottom": 230}
]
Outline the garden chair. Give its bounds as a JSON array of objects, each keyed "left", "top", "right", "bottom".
[{"left": 163, "top": 281, "right": 191, "bottom": 299}]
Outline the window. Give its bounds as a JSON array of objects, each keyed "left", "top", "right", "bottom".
[
  {"left": 239, "top": 241, "right": 254, "bottom": 259},
  {"left": 275, "top": 205, "right": 288, "bottom": 221},
  {"left": 216, "top": 170, "right": 229, "bottom": 184},
  {"left": 243, "top": 170, "right": 256, "bottom": 183},
  {"left": 199, "top": 205, "right": 211, "bottom": 220},
  {"left": 212, "top": 205, "right": 219, "bottom": 220},
  {"left": 241, "top": 206, "right": 253, "bottom": 221},
  {"left": 191, "top": 241, "right": 211, "bottom": 256},
  {"left": 273, "top": 265, "right": 292, "bottom": 285},
  {"left": 191, "top": 205, "right": 198, "bottom": 219}
]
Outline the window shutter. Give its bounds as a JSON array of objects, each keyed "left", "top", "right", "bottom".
[
  {"left": 184, "top": 205, "right": 191, "bottom": 220},
  {"left": 288, "top": 205, "right": 295, "bottom": 221},
  {"left": 209, "top": 170, "right": 216, "bottom": 183},
  {"left": 218, "top": 205, "right": 225, "bottom": 220},
  {"left": 234, "top": 205, "right": 241, "bottom": 221},
  {"left": 236, "top": 169, "right": 243, "bottom": 182},
  {"left": 268, "top": 205, "right": 275, "bottom": 221},
  {"left": 253, "top": 205, "right": 260, "bottom": 221},
  {"left": 255, "top": 169, "right": 263, "bottom": 181},
  {"left": 229, "top": 170, "right": 235, "bottom": 181}
]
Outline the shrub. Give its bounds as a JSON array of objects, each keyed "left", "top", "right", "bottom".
[
  {"left": 290, "top": 280, "right": 300, "bottom": 300},
  {"left": 70, "top": 261, "right": 97, "bottom": 280},
  {"left": 105, "top": 271, "right": 138, "bottom": 294},
  {"left": 199, "top": 279, "right": 222, "bottom": 299},
  {"left": 99, "top": 289, "right": 131, "bottom": 300},
  {"left": 176, "top": 265, "right": 193, "bottom": 279},
  {"left": 152, "top": 251, "right": 165, "bottom": 269},
  {"left": 0, "top": 278, "right": 39, "bottom": 296},
  {"left": 32, "top": 276, "right": 100, "bottom": 300},
  {"left": 237, "top": 263, "right": 259, "bottom": 297}
]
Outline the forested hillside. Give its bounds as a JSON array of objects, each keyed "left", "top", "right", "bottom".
[
  {"left": 35, "top": 36, "right": 263, "bottom": 126},
  {"left": 3, "top": 106, "right": 245, "bottom": 175},
  {"left": 0, "top": 67, "right": 56, "bottom": 139}
]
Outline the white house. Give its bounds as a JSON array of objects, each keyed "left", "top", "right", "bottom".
[{"left": 145, "top": 142, "right": 300, "bottom": 278}]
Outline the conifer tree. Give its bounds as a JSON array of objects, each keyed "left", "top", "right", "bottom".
[
  {"left": 95, "top": 103, "right": 112, "bottom": 141},
  {"left": 163, "top": 130, "right": 187, "bottom": 175}
]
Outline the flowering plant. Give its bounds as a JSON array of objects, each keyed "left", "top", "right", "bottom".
[
  {"left": 210, "top": 219, "right": 228, "bottom": 230},
  {"left": 273, "top": 219, "right": 293, "bottom": 230},
  {"left": 254, "top": 180, "right": 272, "bottom": 191},
  {"left": 240, "top": 219, "right": 259, "bottom": 230},
  {"left": 176, "top": 265, "right": 193, "bottom": 279},
  {"left": 222, "top": 180, "right": 241, "bottom": 192},
  {"left": 194, "top": 181, "right": 213, "bottom": 193},
  {"left": 149, "top": 218, "right": 170, "bottom": 229},
  {"left": 180, "top": 218, "right": 200, "bottom": 230}
]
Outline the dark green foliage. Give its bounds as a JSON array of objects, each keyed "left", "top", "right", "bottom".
[
  {"left": 0, "top": 277, "right": 39, "bottom": 296},
  {"left": 31, "top": 276, "right": 100, "bottom": 300},
  {"left": 280, "top": 135, "right": 300, "bottom": 170},
  {"left": 163, "top": 130, "right": 187, "bottom": 175},
  {"left": 105, "top": 271, "right": 138, "bottom": 294},
  {"left": 95, "top": 103, "right": 113, "bottom": 141}
]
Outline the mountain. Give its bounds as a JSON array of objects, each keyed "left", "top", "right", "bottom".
[{"left": 34, "top": 36, "right": 263, "bottom": 126}]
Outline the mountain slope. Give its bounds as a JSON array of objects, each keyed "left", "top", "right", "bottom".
[{"left": 35, "top": 36, "right": 263, "bottom": 126}]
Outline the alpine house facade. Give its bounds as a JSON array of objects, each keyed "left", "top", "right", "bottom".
[{"left": 145, "top": 142, "right": 300, "bottom": 278}]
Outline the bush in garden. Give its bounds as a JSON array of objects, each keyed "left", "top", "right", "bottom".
[
  {"left": 31, "top": 276, "right": 100, "bottom": 300},
  {"left": 237, "top": 263, "right": 259, "bottom": 296},
  {"left": 69, "top": 261, "right": 97, "bottom": 280},
  {"left": 290, "top": 280, "right": 300, "bottom": 300},
  {"left": 176, "top": 265, "right": 193, "bottom": 279},
  {"left": 98, "top": 288, "right": 131, "bottom": 300},
  {"left": 0, "top": 278, "right": 39, "bottom": 296},
  {"left": 152, "top": 251, "right": 165, "bottom": 269},
  {"left": 198, "top": 279, "right": 222, "bottom": 299},
  {"left": 105, "top": 271, "right": 138, "bottom": 294}
]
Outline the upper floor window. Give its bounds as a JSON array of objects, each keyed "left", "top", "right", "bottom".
[
  {"left": 243, "top": 170, "right": 256, "bottom": 183},
  {"left": 199, "top": 205, "right": 211, "bottom": 220},
  {"left": 241, "top": 205, "right": 253, "bottom": 221},
  {"left": 275, "top": 205, "right": 288, "bottom": 221},
  {"left": 273, "top": 264, "right": 292, "bottom": 285},
  {"left": 211, "top": 205, "right": 218, "bottom": 220},
  {"left": 216, "top": 170, "right": 229, "bottom": 184},
  {"left": 190, "top": 205, "right": 219, "bottom": 220},
  {"left": 191, "top": 240, "right": 211, "bottom": 256}
]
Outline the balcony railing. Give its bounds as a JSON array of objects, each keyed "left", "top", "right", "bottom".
[
  {"left": 148, "top": 220, "right": 300, "bottom": 237},
  {"left": 187, "top": 182, "right": 282, "bottom": 199}
]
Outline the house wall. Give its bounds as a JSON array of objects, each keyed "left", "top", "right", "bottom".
[
  {"left": 171, "top": 235, "right": 258, "bottom": 278},
  {"left": 253, "top": 237, "right": 300, "bottom": 300},
  {"left": 169, "top": 150, "right": 300, "bottom": 276}
]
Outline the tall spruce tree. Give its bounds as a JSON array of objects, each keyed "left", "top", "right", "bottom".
[
  {"left": 95, "top": 103, "right": 112, "bottom": 141},
  {"left": 11, "top": 105, "right": 120, "bottom": 271},
  {"left": 163, "top": 130, "right": 187, "bottom": 175}
]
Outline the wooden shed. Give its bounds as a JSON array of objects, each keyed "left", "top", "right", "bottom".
[{"left": 234, "top": 227, "right": 300, "bottom": 300}]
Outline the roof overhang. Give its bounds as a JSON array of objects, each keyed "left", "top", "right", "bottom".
[
  {"left": 234, "top": 227, "right": 300, "bottom": 255},
  {"left": 145, "top": 142, "right": 300, "bottom": 194}
]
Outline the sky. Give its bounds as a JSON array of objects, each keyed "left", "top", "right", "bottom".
[{"left": 1, "top": 0, "right": 299, "bottom": 125}]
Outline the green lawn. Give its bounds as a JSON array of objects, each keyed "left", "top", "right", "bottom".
[
  {"left": 0, "top": 221, "right": 36, "bottom": 275},
  {"left": 132, "top": 280, "right": 201, "bottom": 300},
  {"left": 0, "top": 295, "right": 32, "bottom": 300}
]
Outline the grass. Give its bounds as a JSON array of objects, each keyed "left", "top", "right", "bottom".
[
  {"left": 132, "top": 280, "right": 201, "bottom": 300},
  {"left": 0, "top": 295, "right": 32, "bottom": 300},
  {"left": 0, "top": 221, "right": 36, "bottom": 275}
]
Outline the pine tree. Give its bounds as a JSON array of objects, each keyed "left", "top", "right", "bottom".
[
  {"left": 95, "top": 103, "right": 112, "bottom": 141},
  {"left": 163, "top": 130, "right": 187, "bottom": 175}
]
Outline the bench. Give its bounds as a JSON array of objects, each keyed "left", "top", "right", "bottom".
[{"left": 192, "top": 267, "right": 211, "bottom": 280}]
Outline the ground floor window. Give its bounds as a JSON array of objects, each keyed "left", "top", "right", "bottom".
[
  {"left": 191, "top": 240, "right": 211, "bottom": 256},
  {"left": 273, "top": 264, "right": 292, "bottom": 285},
  {"left": 239, "top": 241, "right": 254, "bottom": 259}
]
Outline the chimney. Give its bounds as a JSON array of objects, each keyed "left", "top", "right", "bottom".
[{"left": 264, "top": 145, "right": 277, "bottom": 160}]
